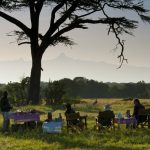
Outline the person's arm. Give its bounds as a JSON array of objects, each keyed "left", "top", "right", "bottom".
[
  {"left": 133, "top": 105, "right": 138, "bottom": 116},
  {"left": 6, "top": 98, "right": 13, "bottom": 110}
]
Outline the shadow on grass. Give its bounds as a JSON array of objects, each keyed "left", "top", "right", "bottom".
[
  {"left": 0, "top": 128, "right": 101, "bottom": 149},
  {"left": 0, "top": 127, "right": 150, "bottom": 150}
]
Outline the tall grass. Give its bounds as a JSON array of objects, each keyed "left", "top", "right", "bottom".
[{"left": 0, "top": 98, "right": 150, "bottom": 150}]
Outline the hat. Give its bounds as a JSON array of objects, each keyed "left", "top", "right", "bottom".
[{"left": 104, "top": 104, "right": 112, "bottom": 111}]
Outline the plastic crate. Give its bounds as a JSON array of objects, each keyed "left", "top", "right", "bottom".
[{"left": 42, "top": 121, "right": 63, "bottom": 133}]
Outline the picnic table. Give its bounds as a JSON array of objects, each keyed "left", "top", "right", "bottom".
[
  {"left": 114, "top": 117, "right": 137, "bottom": 128},
  {"left": 9, "top": 112, "right": 40, "bottom": 123}
]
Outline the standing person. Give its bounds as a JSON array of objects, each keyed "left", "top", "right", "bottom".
[
  {"left": 133, "top": 98, "right": 145, "bottom": 128},
  {"left": 0, "top": 91, "right": 12, "bottom": 132},
  {"left": 133, "top": 98, "right": 145, "bottom": 120}
]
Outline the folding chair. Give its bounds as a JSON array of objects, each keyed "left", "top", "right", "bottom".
[
  {"left": 138, "top": 108, "right": 150, "bottom": 128},
  {"left": 65, "top": 112, "right": 86, "bottom": 132},
  {"left": 95, "top": 110, "right": 115, "bottom": 131}
]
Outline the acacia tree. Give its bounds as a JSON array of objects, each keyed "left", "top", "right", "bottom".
[{"left": 0, "top": 0, "right": 150, "bottom": 104}]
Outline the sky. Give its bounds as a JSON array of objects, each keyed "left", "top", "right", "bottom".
[{"left": 0, "top": 1, "right": 150, "bottom": 83}]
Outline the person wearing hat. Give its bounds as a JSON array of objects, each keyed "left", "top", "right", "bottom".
[
  {"left": 104, "top": 104, "right": 112, "bottom": 111},
  {"left": 97, "top": 104, "right": 115, "bottom": 128}
]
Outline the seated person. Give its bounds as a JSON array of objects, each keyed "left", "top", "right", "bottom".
[
  {"left": 65, "top": 103, "right": 75, "bottom": 115},
  {"left": 97, "top": 104, "right": 115, "bottom": 127},
  {"left": 125, "top": 110, "right": 131, "bottom": 118},
  {"left": 125, "top": 110, "right": 132, "bottom": 128},
  {"left": 104, "top": 104, "right": 112, "bottom": 111},
  {"left": 65, "top": 103, "right": 80, "bottom": 125}
]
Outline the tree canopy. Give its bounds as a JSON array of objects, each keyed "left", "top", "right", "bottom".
[
  {"left": 1, "top": 0, "right": 150, "bottom": 65},
  {"left": 0, "top": 78, "right": 150, "bottom": 106}
]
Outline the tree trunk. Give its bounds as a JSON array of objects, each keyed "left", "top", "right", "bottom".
[{"left": 28, "top": 54, "right": 42, "bottom": 105}]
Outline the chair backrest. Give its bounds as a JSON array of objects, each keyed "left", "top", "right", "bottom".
[
  {"left": 98, "top": 110, "right": 115, "bottom": 119},
  {"left": 138, "top": 108, "right": 150, "bottom": 116},
  {"left": 138, "top": 108, "right": 150, "bottom": 124},
  {"left": 65, "top": 112, "right": 80, "bottom": 121},
  {"left": 97, "top": 110, "right": 115, "bottom": 126}
]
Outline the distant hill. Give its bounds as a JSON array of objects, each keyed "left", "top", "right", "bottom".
[
  {"left": 42, "top": 53, "right": 150, "bottom": 83},
  {"left": 0, "top": 53, "right": 150, "bottom": 83}
]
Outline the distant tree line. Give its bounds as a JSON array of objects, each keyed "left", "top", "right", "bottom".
[
  {"left": 57, "top": 77, "right": 150, "bottom": 99},
  {"left": 0, "top": 77, "right": 150, "bottom": 106}
]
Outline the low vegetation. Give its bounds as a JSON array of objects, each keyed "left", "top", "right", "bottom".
[
  {"left": 1, "top": 77, "right": 150, "bottom": 106},
  {"left": 0, "top": 99, "right": 150, "bottom": 150}
]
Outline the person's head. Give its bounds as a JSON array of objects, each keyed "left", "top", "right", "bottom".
[
  {"left": 126, "top": 110, "right": 130, "bottom": 114},
  {"left": 98, "top": 110, "right": 101, "bottom": 114},
  {"left": 65, "top": 103, "right": 71, "bottom": 110},
  {"left": 104, "top": 104, "right": 112, "bottom": 111},
  {"left": 134, "top": 98, "right": 140, "bottom": 105},
  {"left": 3, "top": 91, "right": 8, "bottom": 97}
]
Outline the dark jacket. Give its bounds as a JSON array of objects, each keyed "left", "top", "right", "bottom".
[
  {"left": 65, "top": 108, "right": 75, "bottom": 116},
  {"left": 133, "top": 104, "right": 145, "bottom": 119},
  {"left": 0, "top": 96, "right": 12, "bottom": 112},
  {"left": 65, "top": 108, "right": 80, "bottom": 125}
]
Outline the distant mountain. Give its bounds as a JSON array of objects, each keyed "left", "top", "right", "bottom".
[
  {"left": 0, "top": 53, "right": 150, "bottom": 83},
  {"left": 42, "top": 53, "right": 150, "bottom": 83}
]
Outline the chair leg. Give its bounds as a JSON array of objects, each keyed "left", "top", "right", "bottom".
[{"left": 148, "top": 115, "right": 150, "bottom": 128}]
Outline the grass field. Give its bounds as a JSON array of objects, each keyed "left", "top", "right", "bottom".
[{"left": 0, "top": 99, "right": 150, "bottom": 150}]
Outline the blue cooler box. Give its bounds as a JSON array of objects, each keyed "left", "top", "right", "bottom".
[{"left": 42, "top": 121, "right": 63, "bottom": 133}]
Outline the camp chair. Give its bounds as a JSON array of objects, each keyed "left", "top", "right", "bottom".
[
  {"left": 65, "top": 112, "right": 86, "bottom": 132},
  {"left": 95, "top": 110, "right": 115, "bottom": 131},
  {"left": 138, "top": 108, "right": 150, "bottom": 128}
]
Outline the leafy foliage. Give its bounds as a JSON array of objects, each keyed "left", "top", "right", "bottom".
[
  {"left": 4, "top": 77, "right": 30, "bottom": 106},
  {"left": 0, "top": 77, "right": 150, "bottom": 106},
  {"left": 45, "top": 80, "right": 65, "bottom": 105},
  {"left": 51, "top": 78, "right": 150, "bottom": 99},
  {"left": 0, "top": 0, "right": 149, "bottom": 53}
]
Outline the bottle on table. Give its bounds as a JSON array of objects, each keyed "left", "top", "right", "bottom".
[
  {"left": 58, "top": 113, "right": 62, "bottom": 121},
  {"left": 47, "top": 112, "right": 52, "bottom": 121}
]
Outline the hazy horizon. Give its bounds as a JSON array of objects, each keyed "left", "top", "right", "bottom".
[{"left": 0, "top": 53, "right": 150, "bottom": 84}]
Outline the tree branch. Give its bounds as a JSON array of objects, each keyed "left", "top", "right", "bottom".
[
  {"left": 50, "top": 0, "right": 66, "bottom": 29},
  {"left": 44, "top": 0, "right": 79, "bottom": 39},
  {"left": 0, "top": 11, "right": 31, "bottom": 36},
  {"left": 29, "top": 1, "right": 42, "bottom": 46},
  {"left": 112, "top": 24, "right": 128, "bottom": 69},
  {"left": 40, "top": 19, "right": 80, "bottom": 52},
  {"left": 35, "top": 0, "right": 45, "bottom": 15},
  {"left": 18, "top": 42, "right": 31, "bottom": 45},
  {"left": 40, "top": 0, "right": 79, "bottom": 52}
]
